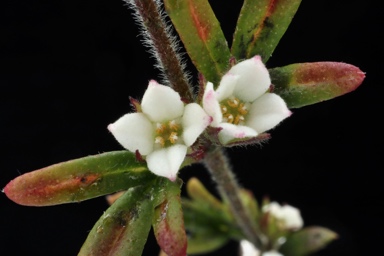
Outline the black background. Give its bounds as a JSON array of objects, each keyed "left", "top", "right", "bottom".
[{"left": 1, "top": 0, "right": 383, "bottom": 255}]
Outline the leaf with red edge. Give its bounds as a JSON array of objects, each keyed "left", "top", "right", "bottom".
[
  {"left": 280, "top": 226, "right": 338, "bottom": 256},
  {"left": 152, "top": 179, "right": 187, "bottom": 256},
  {"left": 78, "top": 184, "right": 157, "bottom": 256},
  {"left": 163, "top": 0, "right": 231, "bottom": 85},
  {"left": 232, "top": 0, "right": 302, "bottom": 62},
  {"left": 4, "top": 151, "right": 155, "bottom": 206},
  {"left": 269, "top": 62, "right": 365, "bottom": 108}
]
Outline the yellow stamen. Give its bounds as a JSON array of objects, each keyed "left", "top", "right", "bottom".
[
  {"left": 156, "top": 123, "right": 166, "bottom": 133},
  {"left": 155, "top": 136, "right": 165, "bottom": 146},
  {"left": 168, "top": 120, "right": 179, "bottom": 131},
  {"left": 238, "top": 103, "right": 248, "bottom": 115},
  {"left": 168, "top": 132, "right": 178, "bottom": 144},
  {"left": 220, "top": 97, "right": 249, "bottom": 125},
  {"left": 227, "top": 98, "right": 239, "bottom": 108}
]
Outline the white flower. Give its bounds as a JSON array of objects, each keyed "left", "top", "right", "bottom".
[
  {"left": 239, "top": 240, "right": 283, "bottom": 256},
  {"left": 240, "top": 240, "right": 261, "bottom": 256},
  {"left": 108, "top": 80, "right": 211, "bottom": 181},
  {"left": 262, "top": 251, "right": 284, "bottom": 256},
  {"left": 262, "top": 202, "right": 304, "bottom": 231},
  {"left": 202, "top": 55, "right": 291, "bottom": 144}
]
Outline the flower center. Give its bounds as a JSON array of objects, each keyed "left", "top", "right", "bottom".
[
  {"left": 154, "top": 119, "right": 182, "bottom": 148},
  {"left": 220, "top": 97, "right": 249, "bottom": 125}
]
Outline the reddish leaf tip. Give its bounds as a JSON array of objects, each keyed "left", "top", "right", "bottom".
[{"left": 295, "top": 62, "right": 365, "bottom": 94}]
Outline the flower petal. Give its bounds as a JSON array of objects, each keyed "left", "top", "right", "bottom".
[
  {"left": 202, "top": 82, "right": 222, "bottom": 126},
  {"left": 230, "top": 55, "right": 271, "bottom": 102},
  {"left": 182, "top": 103, "right": 212, "bottom": 146},
  {"left": 218, "top": 123, "right": 258, "bottom": 145},
  {"left": 216, "top": 73, "right": 239, "bottom": 102},
  {"left": 240, "top": 240, "right": 260, "bottom": 256},
  {"left": 141, "top": 80, "right": 184, "bottom": 122},
  {"left": 246, "top": 93, "right": 291, "bottom": 134},
  {"left": 146, "top": 145, "right": 188, "bottom": 181},
  {"left": 108, "top": 113, "right": 154, "bottom": 155},
  {"left": 262, "top": 251, "right": 283, "bottom": 256}
]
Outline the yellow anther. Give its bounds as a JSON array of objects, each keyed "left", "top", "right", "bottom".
[
  {"left": 221, "top": 105, "right": 228, "bottom": 114},
  {"left": 155, "top": 136, "right": 165, "bottom": 146},
  {"left": 168, "top": 132, "right": 178, "bottom": 144},
  {"left": 238, "top": 103, "right": 248, "bottom": 115},
  {"left": 224, "top": 114, "right": 234, "bottom": 123},
  {"left": 227, "top": 98, "right": 239, "bottom": 108},
  {"left": 156, "top": 123, "right": 166, "bottom": 134},
  {"left": 168, "top": 120, "right": 179, "bottom": 131},
  {"left": 234, "top": 115, "right": 245, "bottom": 125}
]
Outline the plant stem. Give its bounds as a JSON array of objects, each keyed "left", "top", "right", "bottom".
[
  {"left": 203, "top": 147, "right": 263, "bottom": 248},
  {"left": 126, "top": 0, "right": 193, "bottom": 102}
]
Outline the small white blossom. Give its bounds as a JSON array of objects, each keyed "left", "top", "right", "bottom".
[
  {"left": 240, "top": 240, "right": 283, "bottom": 256},
  {"left": 240, "top": 240, "right": 261, "bottom": 256},
  {"left": 262, "top": 251, "right": 284, "bottom": 256},
  {"left": 203, "top": 55, "right": 291, "bottom": 144},
  {"left": 108, "top": 80, "right": 211, "bottom": 181},
  {"left": 262, "top": 202, "right": 304, "bottom": 231}
]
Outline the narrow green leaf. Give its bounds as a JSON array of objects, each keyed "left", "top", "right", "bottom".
[
  {"left": 183, "top": 199, "right": 232, "bottom": 255},
  {"left": 78, "top": 185, "right": 155, "bottom": 256},
  {"left": 232, "top": 0, "right": 302, "bottom": 62},
  {"left": 238, "top": 189, "right": 259, "bottom": 222},
  {"left": 187, "top": 232, "right": 229, "bottom": 255},
  {"left": 153, "top": 179, "right": 187, "bottom": 256},
  {"left": 186, "top": 177, "right": 223, "bottom": 210},
  {"left": 4, "top": 151, "right": 155, "bottom": 206},
  {"left": 182, "top": 178, "right": 243, "bottom": 254},
  {"left": 280, "top": 226, "right": 338, "bottom": 256},
  {"left": 163, "top": 0, "right": 231, "bottom": 85},
  {"left": 270, "top": 62, "right": 365, "bottom": 108}
]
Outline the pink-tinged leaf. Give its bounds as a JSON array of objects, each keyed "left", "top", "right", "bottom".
[
  {"left": 4, "top": 151, "right": 154, "bottom": 206},
  {"left": 232, "top": 0, "right": 302, "bottom": 62},
  {"left": 269, "top": 62, "right": 365, "bottom": 108},
  {"left": 79, "top": 185, "right": 156, "bottom": 256},
  {"left": 280, "top": 226, "right": 338, "bottom": 256},
  {"left": 163, "top": 0, "right": 231, "bottom": 85},
  {"left": 153, "top": 179, "right": 187, "bottom": 256}
]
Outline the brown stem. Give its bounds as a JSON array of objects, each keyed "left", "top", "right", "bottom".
[
  {"left": 125, "top": 0, "right": 194, "bottom": 102},
  {"left": 203, "top": 147, "right": 263, "bottom": 248}
]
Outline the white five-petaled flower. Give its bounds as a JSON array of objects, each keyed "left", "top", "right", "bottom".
[
  {"left": 108, "top": 80, "right": 211, "bottom": 181},
  {"left": 262, "top": 202, "right": 304, "bottom": 231},
  {"left": 203, "top": 55, "right": 291, "bottom": 144}
]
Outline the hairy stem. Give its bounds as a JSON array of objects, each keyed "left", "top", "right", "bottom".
[
  {"left": 125, "top": 0, "right": 194, "bottom": 102},
  {"left": 203, "top": 147, "right": 263, "bottom": 248}
]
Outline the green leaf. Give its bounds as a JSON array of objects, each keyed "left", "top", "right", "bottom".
[
  {"left": 78, "top": 184, "right": 156, "bottom": 256},
  {"left": 163, "top": 0, "right": 231, "bottom": 85},
  {"left": 187, "top": 232, "right": 229, "bottom": 255},
  {"left": 183, "top": 199, "right": 232, "bottom": 255},
  {"left": 153, "top": 179, "right": 187, "bottom": 256},
  {"left": 280, "top": 226, "right": 338, "bottom": 256},
  {"left": 186, "top": 177, "right": 223, "bottom": 210},
  {"left": 238, "top": 189, "right": 259, "bottom": 223},
  {"left": 4, "top": 151, "right": 155, "bottom": 206},
  {"left": 232, "top": 0, "right": 302, "bottom": 62},
  {"left": 269, "top": 62, "right": 365, "bottom": 108},
  {"left": 182, "top": 178, "right": 242, "bottom": 254}
]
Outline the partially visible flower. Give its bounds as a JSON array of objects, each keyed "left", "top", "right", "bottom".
[
  {"left": 262, "top": 202, "right": 303, "bottom": 231},
  {"left": 240, "top": 240, "right": 284, "bottom": 256},
  {"left": 240, "top": 240, "right": 260, "bottom": 256},
  {"left": 203, "top": 55, "right": 291, "bottom": 144},
  {"left": 108, "top": 80, "right": 211, "bottom": 181},
  {"left": 262, "top": 251, "right": 284, "bottom": 256}
]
